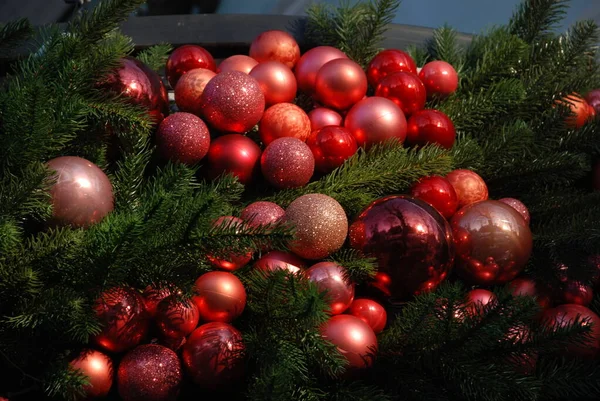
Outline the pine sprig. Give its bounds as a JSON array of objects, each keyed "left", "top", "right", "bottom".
[
  {"left": 509, "top": 0, "right": 570, "bottom": 43},
  {"left": 0, "top": 18, "right": 33, "bottom": 57},
  {"left": 427, "top": 25, "right": 465, "bottom": 72},
  {"left": 326, "top": 249, "right": 378, "bottom": 285},
  {"left": 135, "top": 43, "right": 173, "bottom": 74}
]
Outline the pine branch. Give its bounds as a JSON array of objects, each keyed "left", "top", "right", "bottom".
[
  {"left": 326, "top": 248, "right": 378, "bottom": 285},
  {"left": 509, "top": 0, "right": 570, "bottom": 43},
  {"left": 136, "top": 43, "right": 173, "bottom": 73},
  {"left": 427, "top": 25, "right": 465, "bottom": 71},
  {"left": 0, "top": 18, "right": 33, "bottom": 57},
  {"left": 406, "top": 44, "right": 429, "bottom": 67}
]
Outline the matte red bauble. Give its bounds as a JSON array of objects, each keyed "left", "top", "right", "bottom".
[
  {"left": 407, "top": 109, "right": 456, "bottom": 149},
  {"left": 182, "top": 322, "right": 245, "bottom": 389},
  {"left": 201, "top": 71, "right": 265, "bottom": 133},
  {"left": 249, "top": 61, "right": 297, "bottom": 106},
  {"left": 375, "top": 71, "right": 426, "bottom": 116},
  {"left": 192, "top": 271, "right": 246, "bottom": 323},
  {"left": 508, "top": 277, "right": 553, "bottom": 309},
  {"left": 241, "top": 201, "right": 285, "bottom": 227},
  {"left": 166, "top": 45, "right": 216, "bottom": 87},
  {"left": 446, "top": 169, "right": 488, "bottom": 208},
  {"left": 366, "top": 49, "right": 417, "bottom": 88},
  {"left": 451, "top": 200, "right": 532, "bottom": 285},
  {"left": 155, "top": 295, "right": 200, "bottom": 339},
  {"left": 117, "top": 344, "right": 182, "bottom": 401},
  {"left": 69, "top": 349, "right": 113, "bottom": 399},
  {"left": 347, "top": 298, "right": 387, "bottom": 334},
  {"left": 306, "top": 125, "right": 358, "bottom": 173},
  {"left": 314, "top": 58, "right": 368, "bottom": 110},
  {"left": 142, "top": 284, "right": 177, "bottom": 317},
  {"left": 306, "top": 262, "right": 355, "bottom": 315},
  {"left": 174, "top": 68, "right": 216, "bottom": 116},
  {"left": 556, "top": 94, "right": 590, "bottom": 129},
  {"left": 249, "top": 30, "right": 300, "bottom": 68},
  {"left": 410, "top": 175, "right": 459, "bottom": 219},
  {"left": 205, "top": 134, "right": 261, "bottom": 185},
  {"left": 261, "top": 137, "right": 314, "bottom": 189},
  {"left": 499, "top": 198, "right": 530, "bottom": 225},
  {"left": 561, "top": 280, "right": 594, "bottom": 306},
  {"left": 543, "top": 304, "right": 600, "bottom": 358},
  {"left": 344, "top": 96, "right": 407, "bottom": 148},
  {"left": 465, "top": 289, "right": 496, "bottom": 316},
  {"left": 308, "top": 107, "right": 343, "bottom": 131},
  {"left": 216, "top": 55, "right": 258, "bottom": 74},
  {"left": 349, "top": 195, "right": 454, "bottom": 301},
  {"left": 418, "top": 60, "right": 459, "bottom": 98},
  {"left": 585, "top": 89, "right": 600, "bottom": 115},
  {"left": 320, "top": 315, "right": 378, "bottom": 369},
  {"left": 295, "top": 46, "right": 347, "bottom": 94},
  {"left": 254, "top": 250, "right": 307, "bottom": 274},
  {"left": 206, "top": 216, "right": 253, "bottom": 271},
  {"left": 92, "top": 287, "right": 149, "bottom": 353},
  {"left": 47, "top": 156, "right": 114, "bottom": 228},
  {"left": 156, "top": 112, "right": 210, "bottom": 165},
  {"left": 259, "top": 103, "right": 311, "bottom": 145}
]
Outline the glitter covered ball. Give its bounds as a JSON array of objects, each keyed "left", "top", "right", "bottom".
[
  {"left": 69, "top": 349, "right": 114, "bottom": 399},
  {"left": 216, "top": 55, "right": 258, "bottom": 74},
  {"left": 249, "top": 61, "right": 297, "bottom": 106},
  {"left": 205, "top": 134, "right": 262, "bottom": 185},
  {"left": 284, "top": 194, "right": 348, "bottom": 260},
  {"left": 306, "top": 125, "right": 358, "bottom": 173},
  {"left": 261, "top": 137, "right": 315, "bottom": 189},
  {"left": 156, "top": 112, "right": 210, "bottom": 165},
  {"left": 446, "top": 169, "right": 489, "bottom": 208},
  {"left": 344, "top": 97, "right": 407, "bottom": 148},
  {"left": 499, "top": 198, "right": 530, "bottom": 225},
  {"left": 174, "top": 68, "right": 216, "bottom": 116},
  {"left": 241, "top": 201, "right": 285, "bottom": 227},
  {"left": 366, "top": 49, "right": 418, "bottom": 88},
  {"left": 206, "top": 216, "right": 253, "bottom": 271},
  {"left": 348, "top": 298, "right": 387, "bottom": 334},
  {"left": 254, "top": 251, "right": 307, "bottom": 274},
  {"left": 166, "top": 44, "right": 216, "bottom": 87},
  {"left": 314, "top": 58, "right": 368, "bottom": 110},
  {"left": 259, "top": 103, "right": 311, "bottom": 145},
  {"left": 295, "top": 46, "right": 347, "bottom": 94},
  {"left": 308, "top": 107, "right": 343, "bottom": 131},
  {"left": 320, "top": 314, "right": 378, "bottom": 370},
  {"left": 249, "top": 30, "right": 301, "bottom": 68},
  {"left": 192, "top": 271, "right": 246, "bottom": 323},
  {"left": 306, "top": 262, "right": 355, "bottom": 315}
]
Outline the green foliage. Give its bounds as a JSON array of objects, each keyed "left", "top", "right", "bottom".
[
  {"left": 136, "top": 43, "right": 173, "bottom": 73},
  {"left": 326, "top": 249, "right": 378, "bottom": 285},
  {"left": 427, "top": 25, "right": 465, "bottom": 72},
  {"left": 0, "top": 18, "right": 33, "bottom": 57},
  {"left": 509, "top": 0, "right": 570, "bottom": 43}
]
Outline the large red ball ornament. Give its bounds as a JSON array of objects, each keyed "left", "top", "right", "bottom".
[
  {"left": 155, "top": 295, "right": 200, "bottom": 339},
  {"left": 499, "top": 198, "right": 530, "bottom": 226},
  {"left": 418, "top": 60, "right": 459, "bottom": 98},
  {"left": 249, "top": 30, "right": 301, "bottom": 69},
  {"left": 561, "top": 280, "right": 594, "bottom": 306},
  {"left": 254, "top": 250, "right": 307, "bottom": 274},
  {"left": 259, "top": 103, "right": 311, "bottom": 145},
  {"left": 205, "top": 134, "right": 262, "bottom": 185},
  {"left": 556, "top": 94, "right": 590, "bottom": 129},
  {"left": 249, "top": 61, "right": 297, "bottom": 106},
  {"left": 241, "top": 201, "right": 285, "bottom": 227},
  {"left": 201, "top": 71, "right": 265, "bottom": 133},
  {"left": 366, "top": 49, "right": 417, "bottom": 88},
  {"left": 344, "top": 96, "right": 407, "bottom": 148},
  {"left": 347, "top": 298, "right": 387, "bottom": 334},
  {"left": 207, "top": 216, "right": 253, "bottom": 271},
  {"left": 295, "top": 46, "right": 347, "bottom": 94},
  {"left": 446, "top": 169, "right": 488, "bottom": 208},
  {"left": 308, "top": 107, "right": 343, "bottom": 131},
  {"left": 508, "top": 277, "right": 553, "bottom": 310},
  {"left": 47, "top": 156, "right": 114, "bottom": 228},
  {"left": 166, "top": 45, "right": 216, "bottom": 87},
  {"left": 465, "top": 289, "right": 497, "bottom": 317},
  {"left": 314, "top": 58, "right": 368, "bottom": 110},
  {"left": 216, "top": 55, "right": 258, "bottom": 74},
  {"left": 261, "top": 137, "right": 315, "bottom": 189},
  {"left": 192, "top": 271, "right": 246, "bottom": 323},
  {"left": 543, "top": 304, "right": 600, "bottom": 358},
  {"left": 306, "top": 262, "right": 355, "bottom": 315},
  {"left": 174, "top": 68, "right": 216, "bottom": 116},
  {"left": 156, "top": 112, "right": 210, "bottom": 165},
  {"left": 407, "top": 109, "right": 456, "bottom": 149},
  {"left": 69, "top": 349, "right": 114, "bottom": 399},
  {"left": 306, "top": 125, "right": 358, "bottom": 173},
  {"left": 585, "top": 89, "right": 600, "bottom": 115},
  {"left": 410, "top": 175, "right": 459, "bottom": 219},
  {"left": 320, "top": 315, "right": 378, "bottom": 369},
  {"left": 451, "top": 200, "right": 532, "bottom": 285},
  {"left": 375, "top": 71, "right": 426, "bottom": 116}
]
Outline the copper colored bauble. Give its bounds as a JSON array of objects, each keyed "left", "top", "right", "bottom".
[
  {"left": 295, "top": 46, "right": 347, "bottom": 94},
  {"left": 446, "top": 169, "right": 489, "bottom": 208},
  {"left": 69, "top": 349, "right": 113, "bottom": 399},
  {"left": 182, "top": 322, "right": 245, "bottom": 389},
  {"left": 205, "top": 134, "right": 261, "bottom": 185},
  {"left": 192, "top": 271, "right": 246, "bottom": 323},
  {"left": 375, "top": 72, "right": 426, "bottom": 116},
  {"left": 156, "top": 112, "right": 210, "bottom": 165},
  {"left": 260, "top": 137, "right": 315, "bottom": 189},
  {"left": 543, "top": 304, "right": 600, "bottom": 358},
  {"left": 406, "top": 109, "right": 456, "bottom": 149},
  {"left": 249, "top": 30, "right": 300, "bottom": 68},
  {"left": 556, "top": 94, "right": 590, "bottom": 129},
  {"left": 241, "top": 201, "right": 285, "bottom": 227},
  {"left": 561, "top": 280, "right": 594, "bottom": 306},
  {"left": 201, "top": 71, "right": 265, "bottom": 133},
  {"left": 465, "top": 289, "right": 496, "bottom": 316},
  {"left": 306, "top": 125, "right": 358, "bottom": 173},
  {"left": 308, "top": 107, "right": 343, "bottom": 131},
  {"left": 166, "top": 45, "right": 216, "bottom": 87},
  {"left": 349, "top": 195, "right": 454, "bottom": 301},
  {"left": 92, "top": 287, "right": 149, "bottom": 353},
  {"left": 254, "top": 250, "right": 307, "bottom": 274},
  {"left": 410, "top": 175, "right": 459, "bottom": 219},
  {"left": 418, "top": 60, "right": 459, "bottom": 98},
  {"left": 155, "top": 296, "right": 200, "bottom": 339},
  {"left": 347, "top": 298, "right": 387, "bottom": 334},
  {"left": 366, "top": 49, "right": 417, "bottom": 88},
  {"left": 585, "top": 89, "right": 600, "bottom": 115},
  {"left": 259, "top": 103, "right": 311, "bottom": 145},
  {"left": 142, "top": 284, "right": 177, "bottom": 317},
  {"left": 174, "top": 68, "right": 216, "bottom": 116},
  {"left": 306, "top": 262, "right": 355, "bottom": 315},
  {"left": 249, "top": 61, "right": 297, "bottom": 106},
  {"left": 344, "top": 96, "right": 407, "bottom": 148},
  {"left": 499, "top": 198, "right": 530, "bottom": 225},
  {"left": 507, "top": 277, "right": 553, "bottom": 310},
  {"left": 320, "top": 314, "right": 378, "bottom": 369},
  {"left": 216, "top": 55, "right": 258, "bottom": 74},
  {"left": 314, "top": 58, "right": 368, "bottom": 111},
  {"left": 284, "top": 194, "right": 348, "bottom": 260},
  {"left": 47, "top": 156, "right": 114, "bottom": 228},
  {"left": 117, "top": 344, "right": 182, "bottom": 401},
  {"left": 206, "top": 216, "right": 253, "bottom": 271},
  {"left": 451, "top": 200, "right": 532, "bottom": 285}
]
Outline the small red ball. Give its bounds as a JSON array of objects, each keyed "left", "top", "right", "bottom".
[
  {"left": 418, "top": 60, "right": 459, "bottom": 98},
  {"left": 259, "top": 103, "right": 311, "bottom": 145},
  {"left": 249, "top": 30, "right": 300, "bottom": 69},
  {"left": 156, "top": 112, "right": 210, "bottom": 165},
  {"left": 320, "top": 314, "right": 378, "bottom": 369},
  {"left": 216, "top": 55, "right": 258, "bottom": 74},
  {"left": 410, "top": 175, "right": 459, "bottom": 219},
  {"left": 166, "top": 45, "right": 216, "bottom": 87},
  {"left": 295, "top": 46, "right": 347, "bottom": 94},
  {"left": 192, "top": 271, "right": 246, "bottom": 323},
  {"left": 375, "top": 71, "right": 426, "bottom": 116},
  {"left": 543, "top": 304, "right": 600, "bottom": 358},
  {"left": 556, "top": 94, "right": 590, "bottom": 129},
  {"left": 205, "top": 134, "right": 262, "bottom": 185},
  {"left": 249, "top": 61, "right": 297, "bottom": 106},
  {"left": 465, "top": 289, "right": 496, "bottom": 316},
  {"left": 366, "top": 49, "right": 417, "bottom": 88},
  {"left": 155, "top": 295, "right": 200, "bottom": 339},
  {"left": 261, "top": 137, "right": 315, "bottom": 189},
  {"left": 446, "top": 169, "right": 488, "bottom": 208},
  {"left": 306, "top": 262, "right": 355, "bottom": 315},
  {"left": 69, "top": 349, "right": 114, "bottom": 399},
  {"left": 174, "top": 68, "right": 216, "bottom": 116},
  {"left": 142, "top": 284, "right": 177, "bottom": 317},
  {"left": 314, "top": 58, "right": 368, "bottom": 111},
  {"left": 240, "top": 201, "right": 285, "bottom": 227},
  {"left": 306, "top": 125, "right": 358, "bottom": 173},
  {"left": 344, "top": 96, "right": 407, "bottom": 148},
  {"left": 206, "top": 216, "right": 253, "bottom": 271},
  {"left": 407, "top": 109, "right": 456, "bottom": 149},
  {"left": 347, "top": 298, "right": 387, "bottom": 334},
  {"left": 308, "top": 107, "right": 343, "bottom": 131},
  {"left": 561, "top": 280, "right": 594, "bottom": 306},
  {"left": 499, "top": 198, "right": 530, "bottom": 225},
  {"left": 254, "top": 250, "right": 307, "bottom": 274},
  {"left": 508, "top": 277, "right": 553, "bottom": 310}
]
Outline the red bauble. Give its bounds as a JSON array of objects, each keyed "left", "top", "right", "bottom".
[
  {"left": 308, "top": 107, "right": 343, "bottom": 131},
  {"left": 557, "top": 94, "right": 590, "bottom": 129},
  {"left": 117, "top": 344, "right": 182, "bottom": 401},
  {"left": 306, "top": 262, "right": 355, "bottom": 315},
  {"left": 249, "top": 61, "right": 297, "bottom": 106},
  {"left": 465, "top": 289, "right": 496, "bottom": 316},
  {"left": 249, "top": 30, "right": 300, "bottom": 69},
  {"left": 254, "top": 250, "right": 307, "bottom": 274},
  {"left": 174, "top": 68, "right": 216, "bottom": 116},
  {"left": 241, "top": 201, "right": 285, "bottom": 227},
  {"left": 320, "top": 315, "right": 378, "bottom": 369},
  {"left": 207, "top": 216, "right": 253, "bottom": 271},
  {"left": 314, "top": 58, "right": 368, "bottom": 110},
  {"left": 543, "top": 304, "right": 600, "bottom": 358},
  {"left": 375, "top": 72, "right": 426, "bottom": 116},
  {"left": 261, "top": 137, "right": 315, "bottom": 189},
  {"left": 155, "top": 295, "right": 200, "bottom": 339},
  {"left": 508, "top": 277, "right": 553, "bottom": 309},
  {"left": 407, "top": 109, "right": 456, "bottom": 149},
  {"left": 193, "top": 271, "right": 246, "bottom": 323},
  {"left": 307, "top": 125, "right": 357, "bottom": 173},
  {"left": 201, "top": 71, "right": 265, "bottom": 133},
  {"left": 156, "top": 112, "right": 210, "bottom": 165},
  {"left": 410, "top": 175, "right": 459, "bottom": 219},
  {"left": 205, "top": 134, "right": 262, "bottom": 185},
  {"left": 142, "top": 284, "right": 176, "bottom": 317},
  {"left": 347, "top": 298, "right": 387, "bottom": 334},
  {"left": 446, "top": 169, "right": 488, "bottom": 208},
  {"left": 418, "top": 60, "right": 459, "bottom": 98},
  {"left": 499, "top": 198, "right": 530, "bottom": 225},
  {"left": 585, "top": 89, "right": 600, "bottom": 115},
  {"left": 69, "top": 349, "right": 113, "bottom": 399},
  {"left": 344, "top": 96, "right": 407, "bottom": 148},
  {"left": 366, "top": 49, "right": 417, "bottom": 88},
  {"left": 166, "top": 45, "right": 216, "bottom": 87},
  {"left": 588, "top": 103, "right": 597, "bottom": 121},
  {"left": 561, "top": 280, "right": 594, "bottom": 306},
  {"left": 216, "top": 55, "right": 258, "bottom": 74},
  {"left": 182, "top": 322, "right": 245, "bottom": 389},
  {"left": 259, "top": 103, "right": 311, "bottom": 145},
  {"left": 295, "top": 46, "right": 347, "bottom": 94}
]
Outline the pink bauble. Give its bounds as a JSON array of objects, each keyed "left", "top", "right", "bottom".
[
  {"left": 156, "top": 112, "right": 210, "bottom": 165},
  {"left": 261, "top": 137, "right": 315, "bottom": 189},
  {"left": 314, "top": 58, "right": 368, "bottom": 111},
  {"left": 306, "top": 262, "right": 355, "bottom": 315},
  {"left": 254, "top": 250, "right": 307, "bottom": 274},
  {"left": 249, "top": 61, "right": 297, "bottom": 106},
  {"left": 259, "top": 103, "right": 311, "bottom": 145},
  {"left": 295, "top": 46, "right": 347, "bottom": 94},
  {"left": 344, "top": 97, "right": 407, "bottom": 148},
  {"left": 216, "top": 55, "right": 258, "bottom": 74},
  {"left": 240, "top": 201, "right": 285, "bottom": 227},
  {"left": 308, "top": 107, "right": 343, "bottom": 131}
]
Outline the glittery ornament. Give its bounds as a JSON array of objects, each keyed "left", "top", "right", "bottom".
[
  {"left": 216, "top": 55, "right": 258, "bottom": 74},
  {"left": 69, "top": 349, "right": 114, "bottom": 399},
  {"left": 347, "top": 298, "right": 387, "bottom": 334},
  {"left": 174, "top": 68, "right": 216, "bottom": 116},
  {"left": 249, "top": 61, "right": 297, "bottom": 106},
  {"left": 142, "top": 284, "right": 177, "bottom": 317},
  {"left": 344, "top": 96, "right": 407, "bottom": 148},
  {"left": 410, "top": 175, "right": 459, "bottom": 219},
  {"left": 560, "top": 280, "right": 594, "bottom": 306},
  {"left": 166, "top": 45, "right": 216, "bottom": 87},
  {"left": 499, "top": 198, "right": 530, "bottom": 225},
  {"left": 306, "top": 125, "right": 358, "bottom": 173},
  {"left": 308, "top": 107, "right": 343, "bottom": 131},
  {"left": 446, "top": 169, "right": 488, "bottom": 208},
  {"left": 314, "top": 58, "right": 368, "bottom": 110},
  {"left": 254, "top": 250, "right": 306, "bottom": 274},
  {"left": 249, "top": 30, "right": 300, "bottom": 68},
  {"left": 295, "top": 46, "right": 347, "bottom": 94},
  {"left": 366, "top": 49, "right": 417, "bottom": 88},
  {"left": 261, "top": 137, "right": 315, "bottom": 189},
  {"left": 205, "top": 134, "right": 262, "bottom": 185},
  {"left": 192, "top": 271, "right": 246, "bottom": 323},
  {"left": 406, "top": 109, "right": 456, "bottom": 149},
  {"left": 556, "top": 93, "right": 590, "bottom": 129},
  {"left": 259, "top": 103, "right": 311, "bottom": 145},
  {"left": 465, "top": 289, "right": 496, "bottom": 317},
  {"left": 306, "top": 262, "right": 355, "bottom": 315},
  {"left": 375, "top": 71, "right": 426, "bottom": 116},
  {"left": 240, "top": 201, "right": 285, "bottom": 227},
  {"left": 508, "top": 277, "right": 553, "bottom": 310},
  {"left": 155, "top": 295, "right": 200, "bottom": 339},
  {"left": 418, "top": 60, "right": 459, "bottom": 99},
  {"left": 206, "top": 216, "right": 253, "bottom": 271},
  {"left": 320, "top": 315, "right": 378, "bottom": 369},
  {"left": 156, "top": 112, "right": 210, "bottom": 165},
  {"left": 542, "top": 304, "right": 600, "bottom": 358}
]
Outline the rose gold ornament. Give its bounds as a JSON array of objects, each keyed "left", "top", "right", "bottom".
[
  {"left": 250, "top": 30, "right": 300, "bottom": 68},
  {"left": 314, "top": 58, "right": 368, "bottom": 110},
  {"left": 192, "top": 271, "right": 246, "bottom": 323},
  {"left": 69, "top": 349, "right": 114, "bottom": 399},
  {"left": 216, "top": 55, "right": 258, "bottom": 74},
  {"left": 254, "top": 250, "right": 306, "bottom": 274},
  {"left": 240, "top": 201, "right": 285, "bottom": 227},
  {"left": 295, "top": 46, "right": 347, "bottom": 94},
  {"left": 306, "top": 262, "right": 355, "bottom": 315},
  {"left": 174, "top": 68, "right": 216, "bottom": 116},
  {"left": 259, "top": 103, "right": 311, "bottom": 145},
  {"left": 344, "top": 96, "right": 407, "bottom": 148},
  {"left": 320, "top": 314, "right": 378, "bottom": 369},
  {"left": 206, "top": 216, "right": 253, "bottom": 271},
  {"left": 308, "top": 107, "right": 343, "bottom": 131},
  {"left": 446, "top": 169, "right": 488, "bottom": 208},
  {"left": 499, "top": 197, "right": 530, "bottom": 226},
  {"left": 155, "top": 295, "right": 200, "bottom": 339},
  {"left": 249, "top": 61, "right": 297, "bottom": 106},
  {"left": 261, "top": 137, "right": 315, "bottom": 189},
  {"left": 347, "top": 298, "right": 387, "bottom": 334}
]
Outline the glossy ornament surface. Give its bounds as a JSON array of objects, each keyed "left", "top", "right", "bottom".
[
  {"left": 261, "top": 137, "right": 315, "bottom": 189},
  {"left": 206, "top": 216, "right": 253, "bottom": 271},
  {"left": 295, "top": 46, "right": 347, "bottom": 94},
  {"left": 216, "top": 55, "right": 258, "bottom": 74},
  {"left": 410, "top": 175, "right": 459, "bottom": 219},
  {"left": 166, "top": 44, "right": 216, "bottom": 87},
  {"left": 249, "top": 61, "right": 297, "bottom": 106},
  {"left": 366, "top": 49, "right": 417, "bottom": 88},
  {"left": 69, "top": 349, "right": 114, "bottom": 399},
  {"left": 320, "top": 315, "right": 378, "bottom": 369},
  {"left": 543, "top": 304, "right": 600, "bottom": 358},
  {"left": 375, "top": 71, "right": 426, "bottom": 116},
  {"left": 556, "top": 94, "right": 590, "bottom": 129},
  {"left": 156, "top": 112, "right": 210, "bottom": 165},
  {"left": 347, "top": 298, "right": 387, "bottom": 334},
  {"left": 306, "top": 125, "right": 358, "bottom": 173},
  {"left": 561, "top": 280, "right": 594, "bottom": 306},
  {"left": 406, "top": 109, "right": 456, "bottom": 149},
  {"left": 308, "top": 107, "right": 343, "bottom": 131},
  {"left": 155, "top": 295, "right": 200, "bottom": 339},
  {"left": 507, "top": 277, "right": 553, "bottom": 310},
  {"left": 142, "top": 284, "right": 176, "bottom": 317},
  {"left": 174, "top": 68, "right": 216, "bottom": 116},
  {"left": 306, "top": 262, "right": 355, "bottom": 315},
  {"left": 585, "top": 89, "right": 600, "bottom": 115},
  {"left": 259, "top": 103, "right": 311, "bottom": 145},
  {"left": 446, "top": 169, "right": 489, "bottom": 208},
  {"left": 254, "top": 250, "right": 306, "bottom": 274},
  {"left": 418, "top": 60, "right": 459, "bottom": 98},
  {"left": 314, "top": 58, "right": 368, "bottom": 110},
  {"left": 192, "top": 271, "right": 246, "bottom": 323},
  {"left": 205, "top": 134, "right": 261, "bottom": 185},
  {"left": 465, "top": 289, "right": 496, "bottom": 316},
  {"left": 249, "top": 30, "right": 300, "bottom": 68},
  {"left": 344, "top": 96, "right": 407, "bottom": 148}
]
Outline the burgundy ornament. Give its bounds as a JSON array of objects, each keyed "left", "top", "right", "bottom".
[
  {"left": 507, "top": 277, "right": 553, "bottom": 310},
  {"left": 344, "top": 96, "right": 407, "bottom": 148},
  {"left": 407, "top": 109, "right": 456, "bottom": 149},
  {"left": 543, "top": 304, "right": 600, "bottom": 358},
  {"left": 585, "top": 89, "right": 600, "bottom": 115},
  {"left": 418, "top": 60, "right": 459, "bottom": 98},
  {"left": 156, "top": 112, "right": 210, "bottom": 165},
  {"left": 261, "top": 137, "right": 315, "bottom": 189},
  {"left": 308, "top": 107, "right": 343, "bottom": 131},
  {"left": 206, "top": 216, "right": 253, "bottom": 271},
  {"left": 142, "top": 284, "right": 177, "bottom": 317},
  {"left": 320, "top": 315, "right": 378, "bottom": 370},
  {"left": 249, "top": 30, "right": 300, "bottom": 68},
  {"left": 174, "top": 68, "right": 216, "bottom": 116},
  {"left": 465, "top": 289, "right": 497, "bottom": 316},
  {"left": 410, "top": 175, "right": 459, "bottom": 219},
  {"left": 561, "top": 280, "right": 594, "bottom": 306},
  {"left": 155, "top": 295, "right": 200, "bottom": 339},
  {"left": 347, "top": 298, "right": 387, "bottom": 334},
  {"left": 249, "top": 61, "right": 297, "bottom": 106},
  {"left": 314, "top": 58, "right": 368, "bottom": 111},
  {"left": 375, "top": 71, "right": 426, "bottom": 116},
  {"left": 254, "top": 250, "right": 306, "bottom": 274},
  {"left": 306, "top": 262, "right": 355, "bottom": 315},
  {"left": 241, "top": 201, "right": 285, "bottom": 227},
  {"left": 216, "top": 55, "right": 258, "bottom": 74},
  {"left": 205, "top": 134, "right": 261, "bottom": 185},
  {"left": 366, "top": 49, "right": 417, "bottom": 88},
  {"left": 499, "top": 198, "right": 530, "bottom": 226},
  {"left": 166, "top": 45, "right": 216, "bottom": 87},
  {"left": 306, "top": 125, "right": 358, "bottom": 173},
  {"left": 295, "top": 46, "right": 347, "bottom": 94}
]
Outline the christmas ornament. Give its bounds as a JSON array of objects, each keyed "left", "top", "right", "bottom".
[
  {"left": 240, "top": 201, "right": 285, "bottom": 227},
  {"left": 249, "top": 61, "right": 297, "bottom": 106},
  {"left": 259, "top": 103, "right": 311, "bottom": 145},
  {"left": 261, "top": 137, "right": 315, "bottom": 189},
  {"left": 410, "top": 175, "right": 459, "bottom": 219},
  {"left": 320, "top": 314, "right": 378, "bottom": 369},
  {"left": 201, "top": 71, "right": 265, "bottom": 133},
  {"left": 294, "top": 46, "right": 347, "bottom": 94},
  {"left": 556, "top": 94, "right": 590, "bottom": 129},
  {"left": 284, "top": 194, "right": 348, "bottom": 260},
  {"left": 451, "top": 200, "right": 532, "bottom": 285},
  {"left": 314, "top": 58, "right": 368, "bottom": 110},
  {"left": 375, "top": 71, "right": 426, "bottom": 116},
  {"left": 155, "top": 295, "right": 200, "bottom": 339},
  {"left": 306, "top": 262, "right": 355, "bottom": 315},
  {"left": 142, "top": 284, "right": 177, "bottom": 317},
  {"left": 344, "top": 96, "right": 407, "bottom": 148},
  {"left": 446, "top": 169, "right": 488, "bottom": 208},
  {"left": 254, "top": 250, "right": 306, "bottom": 274},
  {"left": 508, "top": 277, "right": 553, "bottom": 309},
  {"left": 585, "top": 89, "right": 600, "bottom": 115},
  {"left": 406, "top": 109, "right": 456, "bottom": 149},
  {"left": 349, "top": 195, "right": 454, "bottom": 301},
  {"left": 206, "top": 216, "right": 253, "bottom": 271},
  {"left": 418, "top": 60, "right": 459, "bottom": 98},
  {"left": 308, "top": 107, "right": 343, "bottom": 131},
  {"left": 588, "top": 103, "right": 597, "bottom": 121},
  {"left": 47, "top": 156, "right": 114, "bottom": 228},
  {"left": 205, "top": 134, "right": 261, "bottom": 185},
  {"left": 174, "top": 68, "right": 216, "bottom": 116},
  {"left": 543, "top": 304, "right": 600, "bottom": 358},
  {"left": 192, "top": 271, "right": 246, "bottom": 323},
  {"left": 216, "top": 55, "right": 258, "bottom": 74},
  {"left": 347, "top": 298, "right": 387, "bottom": 334},
  {"left": 499, "top": 198, "right": 530, "bottom": 226},
  {"left": 182, "top": 322, "right": 245, "bottom": 389},
  {"left": 92, "top": 287, "right": 149, "bottom": 353},
  {"left": 249, "top": 30, "right": 300, "bottom": 68},
  {"left": 560, "top": 280, "right": 593, "bottom": 306},
  {"left": 156, "top": 112, "right": 210, "bottom": 165},
  {"left": 166, "top": 44, "right": 216, "bottom": 87},
  {"left": 69, "top": 349, "right": 113, "bottom": 399},
  {"left": 465, "top": 289, "right": 496, "bottom": 317},
  {"left": 117, "top": 344, "right": 182, "bottom": 401},
  {"left": 306, "top": 125, "right": 358, "bottom": 173},
  {"left": 366, "top": 49, "right": 417, "bottom": 88}
]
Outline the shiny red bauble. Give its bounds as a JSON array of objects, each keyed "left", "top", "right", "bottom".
[
  {"left": 155, "top": 295, "right": 200, "bottom": 339},
  {"left": 240, "top": 201, "right": 285, "bottom": 227},
  {"left": 249, "top": 30, "right": 300, "bottom": 69},
  {"left": 166, "top": 45, "right": 216, "bottom": 87},
  {"left": 347, "top": 298, "right": 387, "bottom": 334},
  {"left": 192, "top": 271, "right": 246, "bottom": 323},
  {"left": 205, "top": 134, "right": 262, "bottom": 185},
  {"left": 344, "top": 96, "right": 407, "bottom": 148},
  {"left": 508, "top": 277, "right": 553, "bottom": 310},
  {"left": 375, "top": 71, "right": 426, "bottom": 116},
  {"left": 261, "top": 137, "right": 315, "bottom": 189},
  {"left": 306, "top": 125, "right": 358, "bottom": 173},
  {"left": 407, "top": 109, "right": 456, "bottom": 149},
  {"left": 465, "top": 289, "right": 497, "bottom": 316},
  {"left": 259, "top": 103, "right": 311, "bottom": 145},
  {"left": 446, "top": 169, "right": 488, "bottom": 208},
  {"left": 142, "top": 284, "right": 177, "bottom": 317},
  {"left": 320, "top": 315, "right": 378, "bottom": 370},
  {"left": 557, "top": 94, "right": 590, "bottom": 129},
  {"left": 306, "top": 262, "right": 355, "bottom": 315},
  {"left": 560, "top": 280, "right": 594, "bottom": 306},
  {"left": 156, "top": 112, "right": 210, "bottom": 165},
  {"left": 254, "top": 250, "right": 307, "bottom": 274},
  {"left": 216, "top": 54, "right": 258, "bottom": 74},
  {"left": 207, "top": 216, "right": 253, "bottom": 271},
  {"left": 174, "top": 68, "right": 216, "bottom": 116},
  {"left": 314, "top": 58, "right": 368, "bottom": 110},
  {"left": 410, "top": 175, "right": 459, "bottom": 219},
  {"left": 418, "top": 60, "right": 459, "bottom": 98},
  {"left": 499, "top": 198, "right": 530, "bottom": 225},
  {"left": 69, "top": 349, "right": 114, "bottom": 399},
  {"left": 543, "top": 304, "right": 600, "bottom": 358},
  {"left": 295, "top": 46, "right": 347, "bottom": 94},
  {"left": 249, "top": 61, "right": 297, "bottom": 106},
  {"left": 366, "top": 49, "right": 417, "bottom": 88},
  {"left": 308, "top": 107, "right": 343, "bottom": 131}
]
